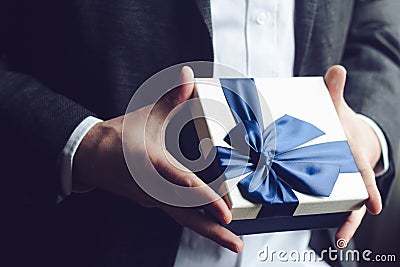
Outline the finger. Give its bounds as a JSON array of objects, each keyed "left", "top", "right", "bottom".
[
  {"left": 335, "top": 205, "right": 366, "bottom": 248},
  {"left": 324, "top": 65, "right": 347, "bottom": 107},
  {"left": 162, "top": 205, "right": 243, "bottom": 253},
  {"left": 154, "top": 149, "right": 232, "bottom": 224},
  {"left": 153, "top": 66, "right": 195, "bottom": 120},
  {"left": 356, "top": 156, "right": 382, "bottom": 215},
  {"left": 222, "top": 194, "right": 232, "bottom": 210}
]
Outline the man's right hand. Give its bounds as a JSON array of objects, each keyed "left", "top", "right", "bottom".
[{"left": 72, "top": 66, "right": 243, "bottom": 253}]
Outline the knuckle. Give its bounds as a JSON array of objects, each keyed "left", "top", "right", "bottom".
[
  {"left": 162, "top": 90, "right": 178, "bottom": 107},
  {"left": 207, "top": 224, "right": 222, "bottom": 239}
]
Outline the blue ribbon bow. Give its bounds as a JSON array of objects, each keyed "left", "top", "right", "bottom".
[{"left": 213, "top": 78, "right": 358, "bottom": 217}]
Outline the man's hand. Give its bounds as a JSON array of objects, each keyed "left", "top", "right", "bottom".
[
  {"left": 73, "top": 66, "right": 243, "bottom": 253},
  {"left": 325, "top": 65, "right": 383, "bottom": 248}
]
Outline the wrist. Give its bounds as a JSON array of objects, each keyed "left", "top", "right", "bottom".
[
  {"left": 72, "top": 117, "right": 124, "bottom": 190},
  {"left": 72, "top": 122, "right": 104, "bottom": 189}
]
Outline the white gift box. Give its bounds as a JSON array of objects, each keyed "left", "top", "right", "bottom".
[{"left": 191, "top": 77, "right": 368, "bottom": 234}]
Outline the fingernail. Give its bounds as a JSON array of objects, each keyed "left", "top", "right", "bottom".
[
  {"left": 230, "top": 243, "right": 241, "bottom": 253},
  {"left": 222, "top": 211, "right": 232, "bottom": 224},
  {"left": 233, "top": 240, "right": 244, "bottom": 253}
]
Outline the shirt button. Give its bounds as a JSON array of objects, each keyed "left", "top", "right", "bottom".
[{"left": 255, "top": 11, "right": 268, "bottom": 25}]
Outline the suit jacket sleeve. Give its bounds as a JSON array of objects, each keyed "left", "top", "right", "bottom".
[
  {"left": 0, "top": 2, "right": 96, "bottom": 201},
  {"left": 341, "top": 0, "right": 400, "bottom": 205}
]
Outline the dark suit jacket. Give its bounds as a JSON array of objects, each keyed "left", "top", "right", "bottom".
[{"left": 1, "top": 0, "right": 399, "bottom": 267}]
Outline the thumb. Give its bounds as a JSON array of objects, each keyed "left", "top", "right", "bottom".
[
  {"left": 324, "top": 65, "right": 347, "bottom": 107},
  {"left": 155, "top": 66, "right": 195, "bottom": 118}
]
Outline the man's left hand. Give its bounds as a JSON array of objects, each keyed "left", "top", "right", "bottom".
[{"left": 324, "top": 65, "right": 383, "bottom": 248}]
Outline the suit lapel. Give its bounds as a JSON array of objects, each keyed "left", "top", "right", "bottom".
[
  {"left": 294, "top": 0, "right": 318, "bottom": 76},
  {"left": 194, "top": 0, "right": 213, "bottom": 37}
]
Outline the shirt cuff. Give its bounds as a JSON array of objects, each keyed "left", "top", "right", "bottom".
[
  {"left": 57, "top": 116, "right": 103, "bottom": 203},
  {"left": 357, "top": 114, "right": 389, "bottom": 177}
]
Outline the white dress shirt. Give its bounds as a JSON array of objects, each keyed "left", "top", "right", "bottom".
[
  {"left": 174, "top": 1, "right": 327, "bottom": 266},
  {"left": 58, "top": 0, "right": 390, "bottom": 266}
]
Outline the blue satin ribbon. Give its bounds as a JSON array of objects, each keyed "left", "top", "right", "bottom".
[{"left": 214, "top": 78, "right": 358, "bottom": 217}]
